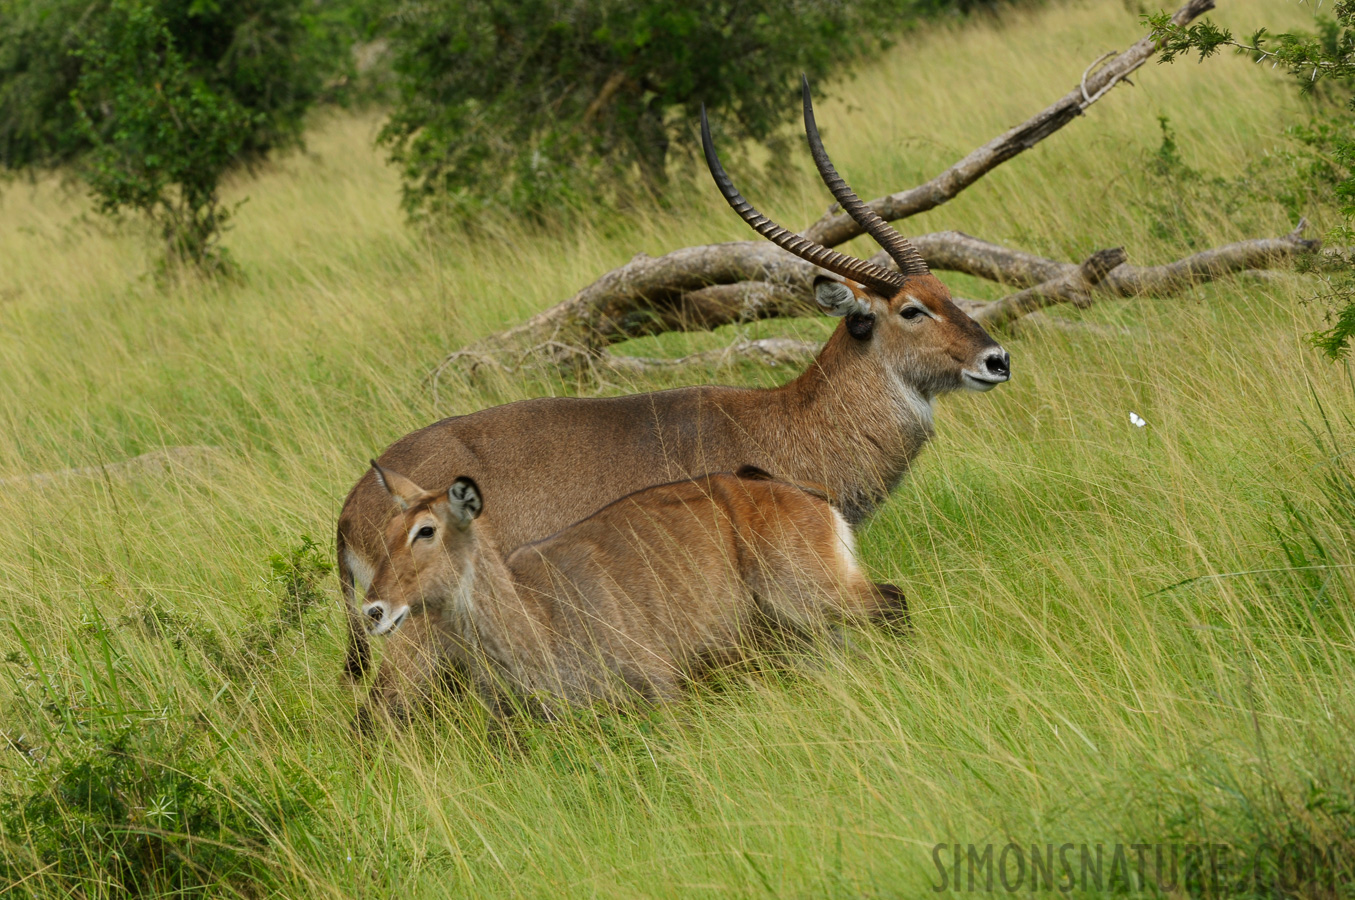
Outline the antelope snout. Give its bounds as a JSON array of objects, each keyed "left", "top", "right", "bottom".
[
  {"left": 983, "top": 348, "right": 1010, "bottom": 379},
  {"left": 363, "top": 600, "right": 410, "bottom": 636},
  {"left": 962, "top": 347, "right": 1011, "bottom": 391}
]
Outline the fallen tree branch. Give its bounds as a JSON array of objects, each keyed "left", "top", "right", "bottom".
[
  {"left": 899, "top": 231, "right": 1070, "bottom": 286},
  {"left": 801, "top": 0, "right": 1216, "bottom": 247},
  {"left": 892, "top": 222, "right": 1320, "bottom": 298},
  {"left": 970, "top": 247, "right": 1129, "bottom": 329},
  {"left": 0, "top": 446, "right": 222, "bottom": 489},
  {"left": 435, "top": 224, "right": 1318, "bottom": 380},
  {"left": 601, "top": 317, "right": 1140, "bottom": 373},
  {"left": 1101, "top": 220, "right": 1318, "bottom": 296},
  {"left": 436, "top": 242, "right": 796, "bottom": 371}
]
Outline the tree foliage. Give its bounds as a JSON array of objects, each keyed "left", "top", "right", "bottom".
[
  {"left": 1149, "top": 3, "right": 1355, "bottom": 359},
  {"left": 72, "top": 4, "right": 255, "bottom": 272},
  {"left": 0, "top": 0, "right": 1001, "bottom": 266},
  {"left": 0, "top": 0, "right": 332, "bottom": 273},
  {"left": 377, "top": 0, "right": 942, "bottom": 222}
]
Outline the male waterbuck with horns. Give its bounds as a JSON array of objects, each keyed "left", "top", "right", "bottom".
[
  {"left": 338, "top": 78, "right": 1010, "bottom": 680},
  {"left": 357, "top": 463, "right": 908, "bottom": 726}
]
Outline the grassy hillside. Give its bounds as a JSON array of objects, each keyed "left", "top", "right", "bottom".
[{"left": 2, "top": 0, "right": 1353, "bottom": 896}]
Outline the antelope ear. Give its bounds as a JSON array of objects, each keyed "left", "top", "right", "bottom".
[
  {"left": 813, "top": 276, "right": 870, "bottom": 318},
  {"left": 370, "top": 460, "right": 427, "bottom": 511},
  {"left": 445, "top": 477, "right": 483, "bottom": 528}
]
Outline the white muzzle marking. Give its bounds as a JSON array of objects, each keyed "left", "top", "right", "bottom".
[
  {"left": 961, "top": 370, "right": 1006, "bottom": 392},
  {"left": 364, "top": 601, "right": 410, "bottom": 636}
]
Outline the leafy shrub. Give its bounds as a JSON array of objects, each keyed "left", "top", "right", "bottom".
[
  {"left": 1, "top": 0, "right": 328, "bottom": 273},
  {"left": 0, "top": 0, "right": 93, "bottom": 170},
  {"left": 1135, "top": 114, "right": 1352, "bottom": 250},
  {"left": 236, "top": 534, "right": 335, "bottom": 669},
  {"left": 0, "top": 611, "right": 317, "bottom": 898},
  {"left": 72, "top": 4, "right": 256, "bottom": 273},
  {"left": 378, "top": 0, "right": 962, "bottom": 222},
  {"left": 1148, "top": 5, "right": 1355, "bottom": 359},
  {"left": 1, "top": 727, "right": 313, "bottom": 898},
  {"left": 124, "top": 534, "right": 334, "bottom": 676},
  {"left": 80, "top": 536, "right": 332, "bottom": 684}
]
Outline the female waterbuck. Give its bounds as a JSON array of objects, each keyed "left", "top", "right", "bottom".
[
  {"left": 358, "top": 463, "right": 907, "bottom": 726},
  {"left": 339, "top": 80, "right": 1009, "bottom": 679}
]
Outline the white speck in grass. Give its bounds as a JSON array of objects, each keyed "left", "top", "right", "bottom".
[{"left": 1129, "top": 412, "right": 1146, "bottom": 428}]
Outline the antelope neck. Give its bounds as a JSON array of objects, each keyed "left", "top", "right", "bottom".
[{"left": 762, "top": 327, "right": 934, "bottom": 522}]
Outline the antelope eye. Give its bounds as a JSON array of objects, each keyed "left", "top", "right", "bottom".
[
  {"left": 900, "top": 306, "right": 925, "bottom": 321},
  {"left": 416, "top": 525, "right": 436, "bottom": 540}
]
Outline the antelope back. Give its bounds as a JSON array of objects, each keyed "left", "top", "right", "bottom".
[{"left": 506, "top": 469, "right": 862, "bottom": 644}]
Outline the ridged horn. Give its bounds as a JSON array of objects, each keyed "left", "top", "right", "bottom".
[
  {"left": 801, "top": 75, "right": 930, "bottom": 277},
  {"left": 701, "top": 105, "right": 905, "bottom": 296}
]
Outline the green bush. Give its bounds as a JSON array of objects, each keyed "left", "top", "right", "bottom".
[
  {"left": 0, "top": 0, "right": 92, "bottom": 171},
  {"left": 2, "top": 727, "right": 312, "bottom": 898},
  {"left": 377, "top": 0, "right": 959, "bottom": 222},
  {"left": 1149, "top": 4, "right": 1355, "bottom": 359},
  {"left": 114, "top": 535, "right": 335, "bottom": 677},
  {"left": 1, "top": 0, "right": 331, "bottom": 274},
  {"left": 72, "top": 4, "right": 258, "bottom": 273},
  {"left": 0, "top": 609, "right": 318, "bottom": 898}
]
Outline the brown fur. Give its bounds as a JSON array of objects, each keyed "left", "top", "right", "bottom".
[
  {"left": 340, "top": 273, "right": 1005, "bottom": 679},
  {"left": 357, "top": 466, "right": 907, "bottom": 726}
]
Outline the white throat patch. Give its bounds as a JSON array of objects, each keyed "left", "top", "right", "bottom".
[
  {"left": 885, "top": 367, "right": 935, "bottom": 432},
  {"left": 831, "top": 509, "right": 861, "bottom": 577}
]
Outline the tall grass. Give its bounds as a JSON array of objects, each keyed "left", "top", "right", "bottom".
[{"left": 1, "top": 0, "right": 1353, "bottom": 895}]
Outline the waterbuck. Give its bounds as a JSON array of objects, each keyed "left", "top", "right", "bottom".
[
  {"left": 357, "top": 463, "right": 907, "bottom": 726},
  {"left": 338, "top": 80, "right": 1009, "bottom": 679}
]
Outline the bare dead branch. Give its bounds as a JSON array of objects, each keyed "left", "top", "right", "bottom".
[
  {"left": 894, "top": 232, "right": 1071, "bottom": 287},
  {"left": 436, "top": 224, "right": 1316, "bottom": 380},
  {"left": 800, "top": 0, "right": 1216, "bottom": 247},
  {"left": 879, "top": 222, "right": 1319, "bottom": 298},
  {"left": 1101, "top": 219, "right": 1319, "bottom": 296},
  {"left": 971, "top": 247, "right": 1128, "bottom": 329},
  {"left": 450, "top": 242, "right": 804, "bottom": 370},
  {"left": 0, "top": 446, "right": 223, "bottom": 489}
]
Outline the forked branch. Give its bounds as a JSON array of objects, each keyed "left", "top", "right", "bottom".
[
  {"left": 970, "top": 247, "right": 1129, "bottom": 329},
  {"left": 801, "top": 0, "right": 1217, "bottom": 247}
]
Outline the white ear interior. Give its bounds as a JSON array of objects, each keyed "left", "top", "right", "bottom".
[
  {"left": 448, "top": 479, "right": 483, "bottom": 526},
  {"left": 371, "top": 463, "right": 411, "bottom": 511},
  {"left": 814, "top": 280, "right": 860, "bottom": 318}
]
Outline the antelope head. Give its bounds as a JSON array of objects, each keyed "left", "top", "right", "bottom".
[
  {"left": 702, "top": 78, "right": 1010, "bottom": 399},
  {"left": 363, "top": 461, "right": 484, "bottom": 636}
]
